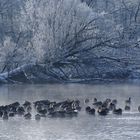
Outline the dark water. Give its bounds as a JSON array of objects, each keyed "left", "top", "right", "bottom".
[{"left": 0, "top": 83, "right": 140, "bottom": 140}]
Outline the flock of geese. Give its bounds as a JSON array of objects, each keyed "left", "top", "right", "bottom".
[
  {"left": 0, "top": 97, "right": 139, "bottom": 121},
  {"left": 85, "top": 97, "right": 132, "bottom": 115}
]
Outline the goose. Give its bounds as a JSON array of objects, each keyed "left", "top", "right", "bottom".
[
  {"left": 38, "top": 109, "right": 47, "bottom": 117},
  {"left": 85, "top": 106, "right": 91, "bottom": 112},
  {"left": 17, "top": 106, "right": 25, "bottom": 115},
  {"left": 24, "top": 113, "right": 31, "bottom": 120},
  {"left": 93, "top": 98, "right": 97, "bottom": 103},
  {"left": 35, "top": 114, "right": 41, "bottom": 120},
  {"left": 112, "top": 99, "right": 117, "bottom": 105},
  {"left": 88, "top": 108, "right": 95, "bottom": 115},
  {"left": 106, "top": 98, "right": 111, "bottom": 103},
  {"left": 113, "top": 108, "right": 122, "bottom": 115},
  {"left": 97, "top": 107, "right": 108, "bottom": 116},
  {"left": 125, "top": 105, "right": 130, "bottom": 111},
  {"left": 9, "top": 112, "right": 15, "bottom": 117},
  {"left": 23, "top": 101, "right": 31, "bottom": 109},
  {"left": 85, "top": 98, "right": 89, "bottom": 104},
  {"left": 85, "top": 106, "right": 95, "bottom": 115},
  {"left": 10, "top": 102, "right": 20, "bottom": 108},
  {"left": 109, "top": 102, "right": 116, "bottom": 111},
  {"left": 93, "top": 101, "right": 102, "bottom": 108},
  {"left": 125, "top": 97, "right": 131, "bottom": 105}
]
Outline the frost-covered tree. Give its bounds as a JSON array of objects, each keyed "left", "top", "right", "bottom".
[
  {"left": 20, "top": 0, "right": 109, "bottom": 65},
  {"left": 0, "top": 0, "right": 24, "bottom": 41},
  {"left": 0, "top": 0, "right": 28, "bottom": 72}
]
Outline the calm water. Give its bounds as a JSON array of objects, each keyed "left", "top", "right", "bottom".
[{"left": 0, "top": 83, "right": 140, "bottom": 140}]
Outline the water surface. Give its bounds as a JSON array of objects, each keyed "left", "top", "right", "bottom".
[{"left": 0, "top": 83, "right": 140, "bottom": 140}]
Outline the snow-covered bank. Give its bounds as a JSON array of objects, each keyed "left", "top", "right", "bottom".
[{"left": 0, "top": 63, "right": 140, "bottom": 84}]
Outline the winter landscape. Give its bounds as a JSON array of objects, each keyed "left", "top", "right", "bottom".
[{"left": 0, "top": 0, "right": 140, "bottom": 140}]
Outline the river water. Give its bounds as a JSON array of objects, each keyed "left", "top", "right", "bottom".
[{"left": 0, "top": 83, "right": 140, "bottom": 140}]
